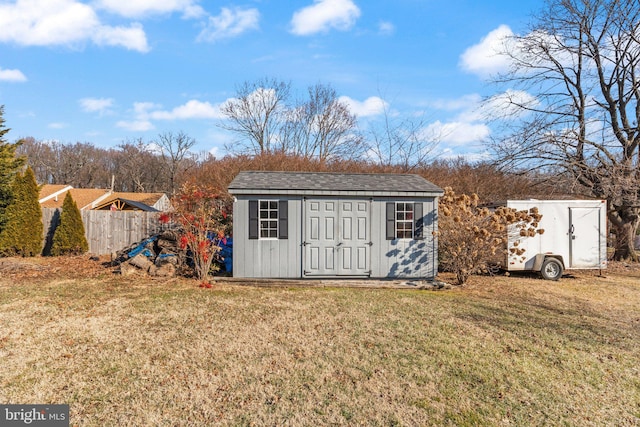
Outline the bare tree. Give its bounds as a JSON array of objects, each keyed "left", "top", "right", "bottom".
[
  {"left": 16, "top": 137, "right": 50, "bottom": 183},
  {"left": 488, "top": 0, "right": 640, "bottom": 260},
  {"left": 220, "top": 79, "right": 365, "bottom": 161},
  {"left": 18, "top": 138, "right": 112, "bottom": 188},
  {"left": 219, "top": 77, "right": 291, "bottom": 155},
  {"left": 115, "top": 138, "right": 166, "bottom": 192},
  {"left": 367, "top": 99, "right": 438, "bottom": 172},
  {"left": 280, "top": 83, "right": 364, "bottom": 161},
  {"left": 154, "top": 131, "right": 196, "bottom": 196}
]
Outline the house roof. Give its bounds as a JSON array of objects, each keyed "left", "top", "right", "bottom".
[
  {"left": 39, "top": 188, "right": 111, "bottom": 210},
  {"left": 98, "top": 192, "right": 166, "bottom": 208},
  {"left": 228, "top": 171, "right": 444, "bottom": 197},
  {"left": 93, "top": 198, "right": 160, "bottom": 212},
  {"left": 39, "top": 184, "right": 72, "bottom": 201},
  {"left": 39, "top": 185, "right": 168, "bottom": 211}
]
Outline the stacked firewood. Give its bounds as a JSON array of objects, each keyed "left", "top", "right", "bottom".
[{"left": 113, "top": 230, "right": 186, "bottom": 277}]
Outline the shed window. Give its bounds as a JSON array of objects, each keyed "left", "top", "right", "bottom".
[
  {"left": 396, "top": 202, "right": 414, "bottom": 239},
  {"left": 259, "top": 200, "right": 279, "bottom": 238},
  {"left": 249, "top": 200, "right": 288, "bottom": 240},
  {"left": 386, "top": 201, "right": 424, "bottom": 240}
]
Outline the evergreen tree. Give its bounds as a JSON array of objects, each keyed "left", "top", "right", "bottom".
[
  {"left": 0, "top": 105, "right": 25, "bottom": 231},
  {"left": 0, "top": 167, "right": 43, "bottom": 256},
  {"left": 51, "top": 192, "right": 88, "bottom": 256}
]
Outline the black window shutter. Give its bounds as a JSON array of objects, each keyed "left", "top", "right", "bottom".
[
  {"left": 248, "top": 200, "right": 258, "bottom": 240},
  {"left": 278, "top": 200, "right": 288, "bottom": 239},
  {"left": 386, "top": 202, "right": 395, "bottom": 240},
  {"left": 414, "top": 202, "right": 424, "bottom": 240}
]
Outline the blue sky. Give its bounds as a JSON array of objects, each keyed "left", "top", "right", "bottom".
[{"left": 0, "top": 0, "right": 542, "bottom": 159}]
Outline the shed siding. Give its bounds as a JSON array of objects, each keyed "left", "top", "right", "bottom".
[
  {"left": 233, "top": 196, "right": 302, "bottom": 278},
  {"left": 370, "top": 198, "right": 438, "bottom": 278},
  {"left": 233, "top": 195, "right": 438, "bottom": 279}
]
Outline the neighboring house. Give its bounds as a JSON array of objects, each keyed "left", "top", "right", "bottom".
[
  {"left": 39, "top": 185, "right": 170, "bottom": 211},
  {"left": 228, "top": 171, "right": 444, "bottom": 280},
  {"left": 39, "top": 187, "right": 113, "bottom": 210},
  {"left": 38, "top": 184, "right": 73, "bottom": 202},
  {"left": 93, "top": 192, "right": 171, "bottom": 212}
]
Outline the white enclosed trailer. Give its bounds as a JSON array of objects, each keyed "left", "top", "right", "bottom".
[{"left": 505, "top": 200, "right": 607, "bottom": 280}]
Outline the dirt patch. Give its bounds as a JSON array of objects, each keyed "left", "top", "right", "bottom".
[
  {"left": 1, "top": 255, "right": 639, "bottom": 286},
  {"left": 600, "top": 260, "right": 640, "bottom": 277},
  {"left": 0, "top": 256, "right": 111, "bottom": 282}
]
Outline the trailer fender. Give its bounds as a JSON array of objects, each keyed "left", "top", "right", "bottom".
[
  {"left": 532, "top": 254, "right": 565, "bottom": 272},
  {"left": 533, "top": 254, "right": 565, "bottom": 280}
]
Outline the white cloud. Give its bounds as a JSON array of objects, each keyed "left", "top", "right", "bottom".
[
  {"left": 339, "top": 96, "right": 387, "bottom": 117},
  {"left": 149, "top": 100, "right": 222, "bottom": 120},
  {"left": 290, "top": 0, "right": 361, "bottom": 36},
  {"left": 197, "top": 7, "right": 260, "bottom": 43},
  {"left": 0, "top": 0, "right": 149, "bottom": 52},
  {"left": 79, "top": 97, "right": 114, "bottom": 114},
  {"left": 116, "top": 120, "right": 154, "bottom": 131},
  {"left": 95, "top": 0, "right": 204, "bottom": 19},
  {"left": 378, "top": 21, "right": 394, "bottom": 36},
  {"left": 422, "top": 120, "right": 491, "bottom": 146},
  {"left": 93, "top": 23, "right": 149, "bottom": 52},
  {"left": 133, "top": 101, "right": 161, "bottom": 116},
  {"left": 460, "top": 24, "right": 513, "bottom": 78},
  {"left": 48, "top": 122, "right": 68, "bottom": 129},
  {"left": 115, "top": 101, "right": 159, "bottom": 131},
  {"left": 478, "top": 89, "right": 538, "bottom": 121},
  {"left": 117, "top": 99, "right": 220, "bottom": 133},
  {"left": 0, "top": 67, "right": 27, "bottom": 82},
  {"left": 428, "top": 94, "right": 482, "bottom": 112}
]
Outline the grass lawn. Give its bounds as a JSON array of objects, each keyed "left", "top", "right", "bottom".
[{"left": 0, "top": 258, "right": 639, "bottom": 426}]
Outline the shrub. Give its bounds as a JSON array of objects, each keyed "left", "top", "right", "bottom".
[
  {"left": 170, "top": 182, "right": 232, "bottom": 281},
  {"left": 0, "top": 106, "right": 25, "bottom": 232},
  {"left": 51, "top": 192, "right": 88, "bottom": 256},
  {"left": 437, "top": 187, "right": 543, "bottom": 285},
  {"left": 0, "top": 167, "right": 43, "bottom": 256}
]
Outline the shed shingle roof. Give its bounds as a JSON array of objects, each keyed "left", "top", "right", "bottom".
[{"left": 228, "top": 171, "right": 443, "bottom": 197}]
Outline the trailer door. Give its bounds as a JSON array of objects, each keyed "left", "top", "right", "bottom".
[{"left": 569, "top": 207, "right": 602, "bottom": 268}]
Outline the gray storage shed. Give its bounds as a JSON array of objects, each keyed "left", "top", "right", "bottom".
[{"left": 228, "top": 171, "right": 444, "bottom": 279}]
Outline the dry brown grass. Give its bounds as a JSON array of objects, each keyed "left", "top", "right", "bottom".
[{"left": 0, "top": 257, "right": 639, "bottom": 426}]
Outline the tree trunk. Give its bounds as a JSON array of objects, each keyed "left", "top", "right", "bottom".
[{"left": 609, "top": 207, "right": 640, "bottom": 262}]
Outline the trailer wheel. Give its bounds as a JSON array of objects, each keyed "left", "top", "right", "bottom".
[{"left": 540, "top": 258, "right": 563, "bottom": 281}]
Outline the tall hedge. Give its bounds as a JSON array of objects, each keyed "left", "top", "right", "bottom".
[
  {"left": 0, "top": 105, "right": 25, "bottom": 232},
  {"left": 51, "top": 192, "right": 88, "bottom": 256},
  {"left": 0, "top": 167, "right": 43, "bottom": 256}
]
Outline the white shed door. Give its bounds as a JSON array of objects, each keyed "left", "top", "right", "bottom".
[
  {"left": 569, "top": 207, "right": 602, "bottom": 268},
  {"left": 304, "top": 199, "right": 370, "bottom": 276}
]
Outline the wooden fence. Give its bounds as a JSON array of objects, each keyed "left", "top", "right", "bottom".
[{"left": 42, "top": 208, "right": 169, "bottom": 255}]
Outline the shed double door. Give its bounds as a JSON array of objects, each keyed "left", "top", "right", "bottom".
[{"left": 304, "top": 199, "right": 370, "bottom": 276}]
